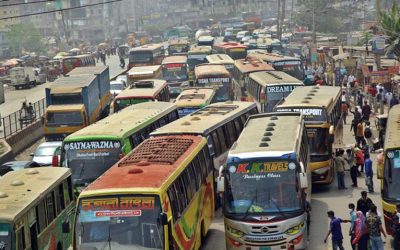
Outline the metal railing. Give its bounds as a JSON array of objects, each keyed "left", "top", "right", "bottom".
[{"left": 1, "top": 98, "right": 45, "bottom": 138}]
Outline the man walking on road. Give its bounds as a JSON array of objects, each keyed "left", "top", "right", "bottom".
[
  {"left": 357, "top": 191, "right": 373, "bottom": 216},
  {"left": 324, "top": 210, "right": 350, "bottom": 250},
  {"left": 334, "top": 149, "right": 347, "bottom": 189},
  {"left": 366, "top": 204, "right": 387, "bottom": 250},
  {"left": 349, "top": 203, "right": 357, "bottom": 250},
  {"left": 364, "top": 155, "right": 374, "bottom": 193}
]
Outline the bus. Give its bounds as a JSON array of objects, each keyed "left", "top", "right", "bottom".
[
  {"left": 206, "top": 54, "right": 235, "bottom": 71},
  {"left": 0, "top": 167, "right": 74, "bottom": 250},
  {"left": 128, "top": 44, "right": 165, "bottom": 68},
  {"left": 195, "top": 64, "right": 233, "bottom": 102},
  {"left": 61, "top": 102, "right": 178, "bottom": 190},
  {"left": 248, "top": 71, "right": 304, "bottom": 113},
  {"left": 61, "top": 54, "right": 95, "bottom": 75},
  {"left": 377, "top": 104, "right": 400, "bottom": 235},
  {"left": 188, "top": 46, "right": 212, "bottom": 85},
  {"left": 113, "top": 79, "right": 170, "bottom": 112},
  {"left": 168, "top": 38, "right": 190, "bottom": 55},
  {"left": 274, "top": 86, "right": 342, "bottom": 184},
  {"left": 218, "top": 112, "right": 310, "bottom": 249},
  {"left": 197, "top": 36, "right": 215, "bottom": 46},
  {"left": 127, "top": 65, "right": 162, "bottom": 85},
  {"left": 213, "top": 42, "right": 247, "bottom": 60},
  {"left": 73, "top": 135, "right": 214, "bottom": 250},
  {"left": 161, "top": 55, "right": 189, "bottom": 97},
  {"left": 247, "top": 51, "right": 305, "bottom": 80},
  {"left": 174, "top": 87, "right": 216, "bottom": 117},
  {"left": 151, "top": 101, "right": 258, "bottom": 206},
  {"left": 231, "top": 58, "right": 274, "bottom": 101}
]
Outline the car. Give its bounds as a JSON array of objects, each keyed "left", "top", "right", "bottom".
[
  {"left": 110, "top": 80, "right": 126, "bottom": 95},
  {"left": 31, "top": 141, "right": 62, "bottom": 166},
  {"left": 0, "top": 161, "right": 41, "bottom": 176}
]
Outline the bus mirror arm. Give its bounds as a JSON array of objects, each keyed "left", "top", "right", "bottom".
[
  {"left": 217, "top": 165, "right": 225, "bottom": 193},
  {"left": 299, "top": 173, "right": 308, "bottom": 190},
  {"left": 159, "top": 212, "right": 168, "bottom": 226}
]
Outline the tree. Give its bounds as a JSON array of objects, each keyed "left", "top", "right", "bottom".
[
  {"left": 5, "top": 22, "right": 46, "bottom": 57},
  {"left": 379, "top": 3, "right": 400, "bottom": 58}
]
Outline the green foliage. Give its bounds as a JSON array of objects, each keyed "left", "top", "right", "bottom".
[
  {"left": 5, "top": 22, "right": 46, "bottom": 57},
  {"left": 379, "top": 2, "right": 400, "bottom": 57}
]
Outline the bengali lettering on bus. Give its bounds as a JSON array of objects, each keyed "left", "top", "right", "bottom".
[{"left": 82, "top": 196, "right": 155, "bottom": 211}]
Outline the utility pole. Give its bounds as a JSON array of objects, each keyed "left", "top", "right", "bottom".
[
  {"left": 280, "top": 0, "right": 286, "bottom": 40},
  {"left": 376, "top": 0, "right": 381, "bottom": 21},
  {"left": 312, "top": 6, "right": 316, "bottom": 44},
  {"left": 290, "top": 0, "right": 294, "bottom": 33},
  {"left": 277, "top": 0, "right": 281, "bottom": 39}
]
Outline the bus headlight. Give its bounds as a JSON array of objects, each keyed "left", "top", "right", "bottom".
[
  {"left": 313, "top": 166, "right": 330, "bottom": 175},
  {"left": 286, "top": 222, "right": 304, "bottom": 235},
  {"left": 226, "top": 226, "right": 244, "bottom": 238}
]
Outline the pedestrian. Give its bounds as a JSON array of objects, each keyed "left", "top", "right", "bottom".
[
  {"left": 392, "top": 214, "right": 400, "bottom": 250},
  {"left": 352, "top": 211, "right": 369, "bottom": 250},
  {"left": 334, "top": 149, "right": 347, "bottom": 189},
  {"left": 390, "top": 94, "right": 399, "bottom": 108},
  {"left": 349, "top": 203, "right": 357, "bottom": 250},
  {"left": 350, "top": 152, "right": 358, "bottom": 187},
  {"left": 324, "top": 210, "right": 349, "bottom": 250},
  {"left": 355, "top": 146, "right": 365, "bottom": 174},
  {"left": 364, "top": 154, "right": 374, "bottom": 193},
  {"left": 362, "top": 101, "right": 371, "bottom": 121},
  {"left": 357, "top": 191, "right": 373, "bottom": 216},
  {"left": 356, "top": 122, "right": 364, "bottom": 146},
  {"left": 365, "top": 204, "right": 387, "bottom": 250},
  {"left": 341, "top": 102, "right": 348, "bottom": 124},
  {"left": 363, "top": 121, "right": 376, "bottom": 152},
  {"left": 385, "top": 90, "right": 393, "bottom": 106},
  {"left": 344, "top": 148, "right": 354, "bottom": 171},
  {"left": 357, "top": 91, "right": 364, "bottom": 107}
]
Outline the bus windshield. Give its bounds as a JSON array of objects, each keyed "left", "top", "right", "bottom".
[
  {"left": 197, "top": 77, "right": 231, "bottom": 102},
  {"left": 115, "top": 98, "right": 151, "bottom": 111},
  {"left": 383, "top": 149, "right": 400, "bottom": 201},
  {"left": 47, "top": 111, "right": 83, "bottom": 127},
  {"left": 75, "top": 195, "right": 163, "bottom": 249},
  {"left": 227, "top": 49, "right": 247, "bottom": 60},
  {"left": 188, "top": 57, "right": 206, "bottom": 71},
  {"left": 162, "top": 64, "right": 188, "bottom": 82},
  {"left": 63, "top": 139, "right": 122, "bottom": 186},
  {"left": 224, "top": 160, "right": 302, "bottom": 216},
  {"left": 177, "top": 107, "right": 200, "bottom": 117},
  {"left": 0, "top": 223, "right": 11, "bottom": 250},
  {"left": 130, "top": 51, "right": 153, "bottom": 63},
  {"left": 307, "top": 128, "right": 330, "bottom": 162},
  {"left": 272, "top": 60, "right": 304, "bottom": 80}
]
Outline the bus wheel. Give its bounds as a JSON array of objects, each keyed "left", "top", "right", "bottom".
[
  {"left": 200, "top": 221, "right": 206, "bottom": 245},
  {"left": 57, "top": 242, "right": 62, "bottom": 250}
]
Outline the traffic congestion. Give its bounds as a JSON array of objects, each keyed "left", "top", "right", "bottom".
[{"left": 0, "top": 2, "right": 400, "bottom": 250}]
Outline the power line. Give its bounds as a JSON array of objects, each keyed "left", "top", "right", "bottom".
[
  {"left": 0, "top": 0, "right": 55, "bottom": 7},
  {"left": 0, "top": 0, "right": 122, "bottom": 20}
]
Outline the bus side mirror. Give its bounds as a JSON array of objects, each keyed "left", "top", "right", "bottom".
[
  {"left": 377, "top": 163, "right": 384, "bottom": 179},
  {"left": 217, "top": 165, "right": 225, "bottom": 192},
  {"left": 159, "top": 213, "right": 168, "bottom": 226},
  {"left": 329, "top": 125, "right": 335, "bottom": 143},
  {"left": 52, "top": 155, "right": 59, "bottom": 167},
  {"left": 299, "top": 173, "right": 308, "bottom": 190},
  {"left": 62, "top": 221, "right": 70, "bottom": 234}
]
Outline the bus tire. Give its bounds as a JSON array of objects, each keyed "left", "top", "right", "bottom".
[
  {"left": 200, "top": 221, "right": 206, "bottom": 245},
  {"left": 57, "top": 242, "right": 62, "bottom": 250}
]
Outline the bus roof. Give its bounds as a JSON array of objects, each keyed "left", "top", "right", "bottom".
[
  {"left": 206, "top": 54, "right": 234, "bottom": 64},
  {"left": 151, "top": 101, "right": 257, "bottom": 136},
  {"left": 214, "top": 42, "right": 247, "bottom": 49},
  {"left": 128, "top": 65, "right": 161, "bottom": 76},
  {"left": 116, "top": 79, "right": 167, "bottom": 99},
  {"left": 50, "top": 75, "right": 97, "bottom": 93},
  {"left": 197, "top": 36, "right": 214, "bottom": 42},
  {"left": 275, "top": 86, "right": 341, "bottom": 110},
  {"left": 195, "top": 63, "right": 229, "bottom": 77},
  {"left": 249, "top": 71, "right": 304, "bottom": 86},
  {"left": 385, "top": 104, "right": 400, "bottom": 149},
  {"left": 175, "top": 87, "right": 215, "bottom": 107},
  {"left": 230, "top": 112, "right": 303, "bottom": 155},
  {"left": 130, "top": 43, "right": 163, "bottom": 52},
  {"left": 0, "top": 167, "right": 71, "bottom": 222},
  {"left": 234, "top": 59, "right": 274, "bottom": 73},
  {"left": 247, "top": 51, "right": 299, "bottom": 62},
  {"left": 68, "top": 65, "right": 108, "bottom": 76},
  {"left": 162, "top": 55, "right": 187, "bottom": 64},
  {"left": 169, "top": 38, "right": 189, "bottom": 45},
  {"left": 80, "top": 135, "right": 205, "bottom": 194},
  {"left": 188, "top": 46, "right": 212, "bottom": 54},
  {"left": 64, "top": 102, "right": 176, "bottom": 140}
]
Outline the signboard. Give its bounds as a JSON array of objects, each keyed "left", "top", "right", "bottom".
[
  {"left": 275, "top": 107, "right": 327, "bottom": 122},
  {"left": 230, "top": 48, "right": 246, "bottom": 52},
  {"left": 198, "top": 78, "right": 230, "bottom": 84},
  {"left": 372, "top": 36, "right": 385, "bottom": 55},
  {"left": 64, "top": 140, "right": 121, "bottom": 151},
  {"left": 266, "top": 85, "right": 299, "bottom": 101},
  {"left": 82, "top": 196, "right": 155, "bottom": 211},
  {"left": 369, "top": 70, "right": 391, "bottom": 84}
]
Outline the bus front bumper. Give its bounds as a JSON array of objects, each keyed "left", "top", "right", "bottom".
[{"left": 311, "top": 160, "right": 333, "bottom": 184}]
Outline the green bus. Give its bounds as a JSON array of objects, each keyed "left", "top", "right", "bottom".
[
  {"left": 0, "top": 167, "right": 74, "bottom": 250},
  {"left": 60, "top": 101, "right": 179, "bottom": 190}
]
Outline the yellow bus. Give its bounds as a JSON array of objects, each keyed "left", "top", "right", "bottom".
[
  {"left": 218, "top": 112, "right": 310, "bottom": 249},
  {"left": 0, "top": 167, "right": 74, "bottom": 250},
  {"left": 113, "top": 79, "right": 170, "bottom": 112},
  {"left": 195, "top": 64, "right": 233, "bottom": 102},
  {"left": 377, "top": 104, "right": 400, "bottom": 235},
  {"left": 188, "top": 46, "right": 212, "bottom": 85},
  {"left": 206, "top": 54, "right": 235, "bottom": 71},
  {"left": 275, "top": 86, "right": 342, "bottom": 184},
  {"left": 231, "top": 58, "right": 274, "bottom": 101},
  {"left": 248, "top": 70, "right": 304, "bottom": 112},
  {"left": 127, "top": 65, "right": 162, "bottom": 85},
  {"left": 174, "top": 87, "right": 216, "bottom": 117},
  {"left": 73, "top": 135, "right": 214, "bottom": 249}
]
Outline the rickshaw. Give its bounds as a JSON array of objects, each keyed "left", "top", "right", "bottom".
[{"left": 118, "top": 45, "right": 130, "bottom": 59}]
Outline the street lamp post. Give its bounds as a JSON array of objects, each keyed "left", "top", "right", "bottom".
[{"left": 312, "top": 7, "right": 316, "bottom": 44}]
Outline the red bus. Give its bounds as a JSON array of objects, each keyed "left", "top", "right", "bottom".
[
  {"left": 61, "top": 54, "right": 95, "bottom": 75},
  {"left": 128, "top": 43, "right": 165, "bottom": 69},
  {"left": 212, "top": 42, "right": 247, "bottom": 60}
]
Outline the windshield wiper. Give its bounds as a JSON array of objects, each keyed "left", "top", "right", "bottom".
[
  {"left": 100, "top": 225, "right": 112, "bottom": 250},
  {"left": 240, "top": 189, "right": 258, "bottom": 221},
  {"left": 269, "top": 197, "right": 287, "bottom": 219}
]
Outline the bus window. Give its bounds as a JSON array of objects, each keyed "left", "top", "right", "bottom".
[
  {"left": 234, "top": 117, "right": 243, "bottom": 134},
  {"left": 168, "top": 186, "right": 179, "bottom": 221},
  {"left": 226, "top": 122, "right": 237, "bottom": 146},
  {"left": 54, "top": 190, "right": 61, "bottom": 216},
  {"left": 182, "top": 170, "right": 193, "bottom": 201},
  {"left": 58, "top": 184, "right": 65, "bottom": 210},
  {"left": 36, "top": 200, "right": 47, "bottom": 233},
  {"left": 217, "top": 127, "right": 228, "bottom": 153},
  {"left": 211, "top": 131, "right": 221, "bottom": 157},
  {"left": 16, "top": 227, "right": 25, "bottom": 250},
  {"left": 187, "top": 163, "right": 199, "bottom": 191},
  {"left": 203, "top": 146, "right": 213, "bottom": 173},
  {"left": 46, "top": 193, "right": 56, "bottom": 224}
]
